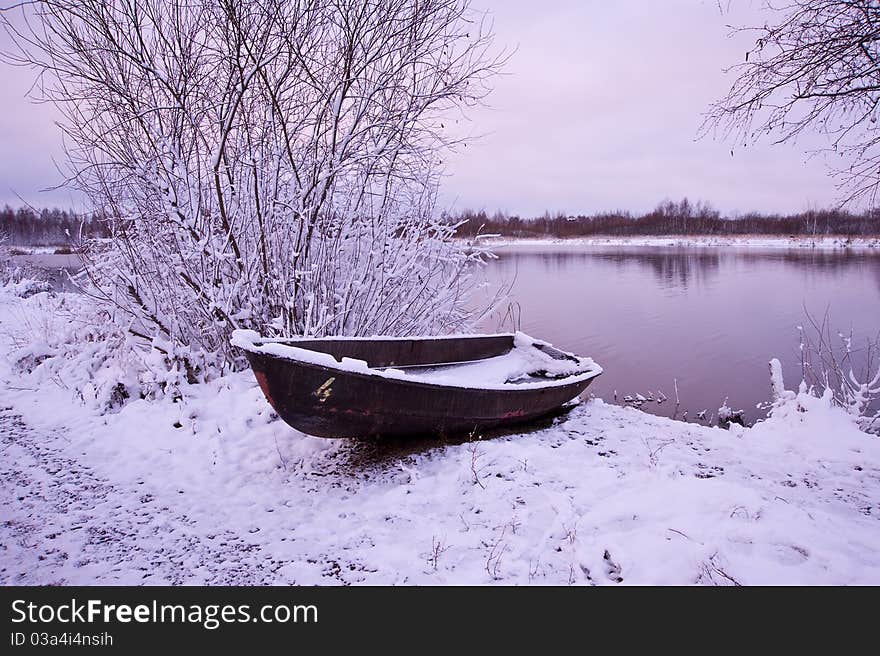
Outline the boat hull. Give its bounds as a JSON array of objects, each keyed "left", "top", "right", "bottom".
[{"left": 242, "top": 342, "right": 599, "bottom": 439}]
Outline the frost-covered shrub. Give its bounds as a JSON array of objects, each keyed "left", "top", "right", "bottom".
[
  {"left": 716, "top": 398, "right": 745, "bottom": 428},
  {"left": 769, "top": 357, "right": 879, "bottom": 434},
  {"left": 2, "top": 288, "right": 219, "bottom": 413},
  {"left": 0, "top": 258, "right": 51, "bottom": 298},
  {"left": 784, "top": 312, "right": 880, "bottom": 430},
  {"left": 5, "top": 0, "right": 505, "bottom": 369},
  {"left": 4, "top": 277, "right": 50, "bottom": 299}
]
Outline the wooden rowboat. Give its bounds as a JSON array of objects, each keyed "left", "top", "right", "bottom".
[{"left": 231, "top": 330, "right": 602, "bottom": 439}]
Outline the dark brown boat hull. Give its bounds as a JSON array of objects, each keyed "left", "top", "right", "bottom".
[{"left": 241, "top": 336, "right": 599, "bottom": 439}]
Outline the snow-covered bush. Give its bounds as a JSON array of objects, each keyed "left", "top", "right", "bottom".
[
  {"left": 716, "top": 398, "right": 744, "bottom": 427},
  {"left": 0, "top": 257, "right": 51, "bottom": 298},
  {"left": 0, "top": 286, "right": 217, "bottom": 412},
  {"left": 778, "top": 312, "right": 880, "bottom": 431},
  {"left": 769, "top": 354, "right": 879, "bottom": 434},
  {"left": 3, "top": 1, "right": 505, "bottom": 369}
]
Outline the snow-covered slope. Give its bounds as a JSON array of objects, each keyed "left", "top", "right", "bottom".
[{"left": 1, "top": 286, "right": 879, "bottom": 585}]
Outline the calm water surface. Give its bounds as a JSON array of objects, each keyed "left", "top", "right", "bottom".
[
  {"left": 8, "top": 253, "right": 83, "bottom": 292},
  {"left": 481, "top": 246, "right": 880, "bottom": 424}
]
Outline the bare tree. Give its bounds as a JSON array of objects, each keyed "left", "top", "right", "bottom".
[
  {"left": 704, "top": 1, "right": 880, "bottom": 206},
  {"left": 1, "top": 0, "right": 505, "bottom": 371}
]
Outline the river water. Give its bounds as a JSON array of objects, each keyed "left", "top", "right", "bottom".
[{"left": 481, "top": 245, "right": 880, "bottom": 424}]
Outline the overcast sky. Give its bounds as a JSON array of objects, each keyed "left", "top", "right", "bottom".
[{"left": 0, "top": 0, "right": 842, "bottom": 216}]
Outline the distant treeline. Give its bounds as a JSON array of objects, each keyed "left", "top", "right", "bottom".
[
  {"left": 4, "top": 199, "right": 879, "bottom": 246},
  {"left": 452, "top": 199, "right": 880, "bottom": 238},
  {"left": 0, "top": 205, "right": 111, "bottom": 246}
]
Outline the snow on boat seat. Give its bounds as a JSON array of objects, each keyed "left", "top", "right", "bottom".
[{"left": 387, "top": 335, "right": 593, "bottom": 386}]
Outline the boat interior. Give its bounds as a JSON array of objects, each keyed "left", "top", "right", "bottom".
[{"left": 252, "top": 334, "right": 591, "bottom": 387}]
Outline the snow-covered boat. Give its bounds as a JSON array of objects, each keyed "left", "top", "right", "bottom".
[{"left": 231, "top": 330, "right": 602, "bottom": 438}]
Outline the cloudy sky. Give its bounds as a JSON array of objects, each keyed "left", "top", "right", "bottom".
[{"left": 0, "top": 0, "right": 841, "bottom": 216}]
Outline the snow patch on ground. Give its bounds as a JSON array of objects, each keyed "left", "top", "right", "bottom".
[{"left": 2, "top": 284, "right": 879, "bottom": 585}]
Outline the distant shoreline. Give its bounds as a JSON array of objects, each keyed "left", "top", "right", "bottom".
[
  {"left": 473, "top": 234, "right": 880, "bottom": 250},
  {"left": 7, "top": 234, "right": 880, "bottom": 255}
]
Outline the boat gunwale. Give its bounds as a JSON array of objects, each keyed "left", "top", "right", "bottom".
[
  {"left": 245, "top": 331, "right": 517, "bottom": 344},
  {"left": 234, "top": 332, "right": 603, "bottom": 394}
]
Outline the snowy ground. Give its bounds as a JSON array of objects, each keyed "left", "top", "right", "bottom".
[
  {"left": 1, "top": 285, "right": 879, "bottom": 585},
  {"left": 482, "top": 235, "right": 880, "bottom": 250}
]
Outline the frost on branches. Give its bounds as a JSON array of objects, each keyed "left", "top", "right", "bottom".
[{"left": 2, "top": 0, "right": 505, "bottom": 370}]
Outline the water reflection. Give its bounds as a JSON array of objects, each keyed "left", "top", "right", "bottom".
[
  {"left": 596, "top": 250, "right": 721, "bottom": 289},
  {"left": 6, "top": 254, "right": 84, "bottom": 293},
  {"left": 492, "top": 246, "right": 880, "bottom": 291},
  {"left": 483, "top": 246, "right": 880, "bottom": 426},
  {"left": 738, "top": 248, "right": 876, "bottom": 268},
  {"left": 494, "top": 248, "right": 723, "bottom": 289}
]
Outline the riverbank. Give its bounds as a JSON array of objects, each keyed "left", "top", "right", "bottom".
[
  {"left": 479, "top": 235, "right": 880, "bottom": 250},
  {"left": 1, "top": 282, "right": 879, "bottom": 584},
  {"left": 8, "top": 233, "right": 880, "bottom": 257}
]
